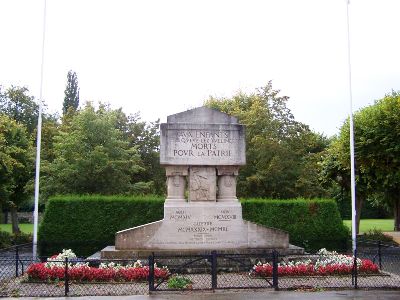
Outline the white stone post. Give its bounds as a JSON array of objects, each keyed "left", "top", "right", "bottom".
[
  {"left": 217, "top": 166, "right": 239, "bottom": 202},
  {"left": 165, "top": 166, "right": 188, "bottom": 203}
]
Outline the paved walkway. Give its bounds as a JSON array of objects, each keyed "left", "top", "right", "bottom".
[{"left": 3, "top": 290, "right": 400, "bottom": 300}]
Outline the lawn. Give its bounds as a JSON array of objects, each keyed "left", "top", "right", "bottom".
[
  {"left": 343, "top": 219, "right": 394, "bottom": 233},
  {"left": 0, "top": 224, "right": 34, "bottom": 234}
]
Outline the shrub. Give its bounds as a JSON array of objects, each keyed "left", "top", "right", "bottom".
[
  {"left": 167, "top": 276, "right": 193, "bottom": 289},
  {"left": 0, "top": 231, "right": 32, "bottom": 249},
  {"left": 12, "top": 232, "right": 32, "bottom": 245},
  {"left": 242, "top": 198, "right": 349, "bottom": 252},
  {"left": 360, "top": 229, "right": 398, "bottom": 245},
  {"left": 39, "top": 196, "right": 348, "bottom": 257},
  {"left": 0, "top": 231, "right": 12, "bottom": 248},
  {"left": 38, "top": 195, "right": 164, "bottom": 257}
]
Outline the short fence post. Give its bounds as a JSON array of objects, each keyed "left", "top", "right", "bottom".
[
  {"left": 272, "top": 250, "right": 279, "bottom": 291},
  {"left": 352, "top": 249, "right": 358, "bottom": 289},
  {"left": 148, "top": 253, "right": 155, "bottom": 292},
  {"left": 64, "top": 257, "right": 69, "bottom": 296},
  {"left": 211, "top": 251, "right": 217, "bottom": 290},
  {"left": 378, "top": 240, "right": 382, "bottom": 270},
  {"left": 15, "top": 246, "right": 19, "bottom": 277}
]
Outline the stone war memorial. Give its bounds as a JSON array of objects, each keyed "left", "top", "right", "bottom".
[{"left": 102, "top": 107, "right": 301, "bottom": 258}]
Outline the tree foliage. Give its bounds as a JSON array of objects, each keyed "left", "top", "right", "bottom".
[
  {"left": 0, "top": 114, "right": 32, "bottom": 233},
  {"left": 63, "top": 71, "right": 80, "bottom": 115},
  {"left": 41, "top": 103, "right": 149, "bottom": 197},
  {"left": 321, "top": 91, "right": 400, "bottom": 231},
  {"left": 0, "top": 86, "right": 39, "bottom": 134},
  {"left": 205, "top": 82, "right": 329, "bottom": 198}
]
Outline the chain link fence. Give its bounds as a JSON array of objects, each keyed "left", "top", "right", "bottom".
[{"left": 1, "top": 240, "right": 399, "bottom": 297}]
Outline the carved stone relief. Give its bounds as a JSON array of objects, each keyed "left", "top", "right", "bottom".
[{"left": 189, "top": 166, "right": 217, "bottom": 201}]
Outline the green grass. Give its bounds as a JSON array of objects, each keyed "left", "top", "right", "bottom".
[
  {"left": 0, "top": 224, "right": 34, "bottom": 234},
  {"left": 343, "top": 219, "right": 394, "bottom": 233}
]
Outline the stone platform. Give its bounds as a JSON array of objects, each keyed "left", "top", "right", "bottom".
[
  {"left": 101, "top": 202, "right": 302, "bottom": 259},
  {"left": 101, "top": 244, "right": 304, "bottom": 259}
]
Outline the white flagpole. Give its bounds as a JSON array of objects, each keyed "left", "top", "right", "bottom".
[
  {"left": 346, "top": 0, "right": 357, "bottom": 253},
  {"left": 33, "top": 0, "right": 47, "bottom": 259}
]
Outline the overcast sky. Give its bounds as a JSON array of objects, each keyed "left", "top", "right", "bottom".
[{"left": 1, "top": 0, "right": 399, "bottom": 137}]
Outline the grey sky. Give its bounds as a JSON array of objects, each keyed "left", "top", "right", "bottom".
[{"left": 1, "top": 0, "right": 399, "bottom": 137}]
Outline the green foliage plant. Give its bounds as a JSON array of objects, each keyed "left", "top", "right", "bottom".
[
  {"left": 242, "top": 198, "right": 349, "bottom": 251},
  {"left": 41, "top": 103, "right": 149, "bottom": 198},
  {"left": 0, "top": 231, "right": 32, "bottom": 248},
  {"left": 321, "top": 91, "right": 400, "bottom": 231},
  {"left": 0, "top": 114, "right": 33, "bottom": 233},
  {"left": 167, "top": 276, "right": 193, "bottom": 289},
  {"left": 39, "top": 195, "right": 348, "bottom": 256},
  {"left": 360, "top": 229, "right": 397, "bottom": 245},
  {"left": 0, "top": 231, "right": 12, "bottom": 248},
  {"left": 204, "top": 82, "right": 329, "bottom": 199},
  {"left": 63, "top": 71, "right": 80, "bottom": 116},
  {"left": 38, "top": 195, "right": 164, "bottom": 256}
]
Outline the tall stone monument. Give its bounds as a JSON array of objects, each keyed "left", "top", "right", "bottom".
[{"left": 102, "top": 107, "right": 293, "bottom": 258}]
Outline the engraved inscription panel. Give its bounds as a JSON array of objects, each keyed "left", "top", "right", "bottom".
[
  {"left": 151, "top": 204, "right": 247, "bottom": 248},
  {"left": 160, "top": 124, "right": 245, "bottom": 166}
]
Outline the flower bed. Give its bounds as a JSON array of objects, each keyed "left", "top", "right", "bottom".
[
  {"left": 252, "top": 248, "right": 379, "bottom": 277},
  {"left": 26, "top": 249, "right": 169, "bottom": 282}
]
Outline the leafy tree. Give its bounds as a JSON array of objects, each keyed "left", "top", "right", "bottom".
[
  {"left": 63, "top": 70, "right": 80, "bottom": 115},
  {"left": 0, "top": 86, "right": 38, "bottom": 134},
  {"left": 321, "top": 91, "right": 400, "bottom": 231},
  {"left": 355, "top": 92, "right": 400, "bottom": 231},
  {"left": 320, "top": 130, "right": 369, "bottom": 234},
  {"left": 0, "top": 114, "right": 32, "bottom": 233},
  {"left": 41, "top": 103, "right": 148, "bottom": 198},
  {"left": 205, "top": 82, "right": 329, "bottom": 198},
  {"left": 110, "top": 109, "right": 164, "bottom": 194}
]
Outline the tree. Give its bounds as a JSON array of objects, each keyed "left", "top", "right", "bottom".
[
  {"left": 321, "top": 91, "right": 400, "bottom": 231},
  {"left": 0, "top": 86, "right": 38, "bottom": 134},
  {"left": 63, "top": 71, "right": 80, "bottom": 115},
  {"left": 41, "top": 103, "right": 148, "bottom": 197},
  {"left": 205, "top": 82, "right": 329, "bottom": 198},
  {"left": 320, "top": 130, "right": 370, "bottom": 234},
  {"left": 355, "top": 92, "right": 400, "bottom": 231},
  {"left": 0, "top": 114, "right": 32, "bottom": 233},
  {"left": 105, "top": 108, "right": 164, "bottom": 194}
]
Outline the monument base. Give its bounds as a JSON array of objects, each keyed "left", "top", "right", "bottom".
[
  {"left": 101, "top": 201, "right": 299, "bottom": 259},
  {"left": 100, "top": 244, "right": 304, "bottom": 259}
]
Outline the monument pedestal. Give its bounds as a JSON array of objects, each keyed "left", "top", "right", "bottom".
[{"left": 101, "top": 201, "right": 300, "bottom": 259}]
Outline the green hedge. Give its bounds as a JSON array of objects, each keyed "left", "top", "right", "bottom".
[
  {"left": 242, "top": 198, "right": 349, "bottom": 251},
  {"left": 39, "top": 196, "right": 349, "bottom": 257},
  {"left": 38, "top": 195, "right": 164, "bottom": 257}
]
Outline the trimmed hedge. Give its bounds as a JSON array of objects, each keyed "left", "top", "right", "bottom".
[
  {"left": 39, "top": 196, "right": 349, "bottom": 257},
  {"left": 38, "top": 195, "right": 164, "bottom": 257},
  {"left": 242, "top": 198, "right": 349, "bottom": 251}
]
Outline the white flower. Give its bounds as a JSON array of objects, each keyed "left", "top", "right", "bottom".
[{"left": 133, "top": 260, "right": 142, "bottom": 268}]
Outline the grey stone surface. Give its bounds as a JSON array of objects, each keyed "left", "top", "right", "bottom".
[
  {"left": 189, "top": 166, "right": 217, "bottom": 201},
  {"left": 113, "top": 202, "right": 289, "bottom": 252},
  {"left": 102, "top": 107, "right": 296, "bottom": 259},
  {"left": 160, "top": 124, "right": 246, "bottom": 166},
  {"left": 167, "top": 106, "right": 238, "bottom": 124}
]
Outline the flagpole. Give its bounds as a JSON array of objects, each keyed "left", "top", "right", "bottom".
[
  {"left": 346, "top": 0, "right": 357, "bottom": 254},
  {"left": 33, "top": 0, "right": 47, "bottom": 259}
]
